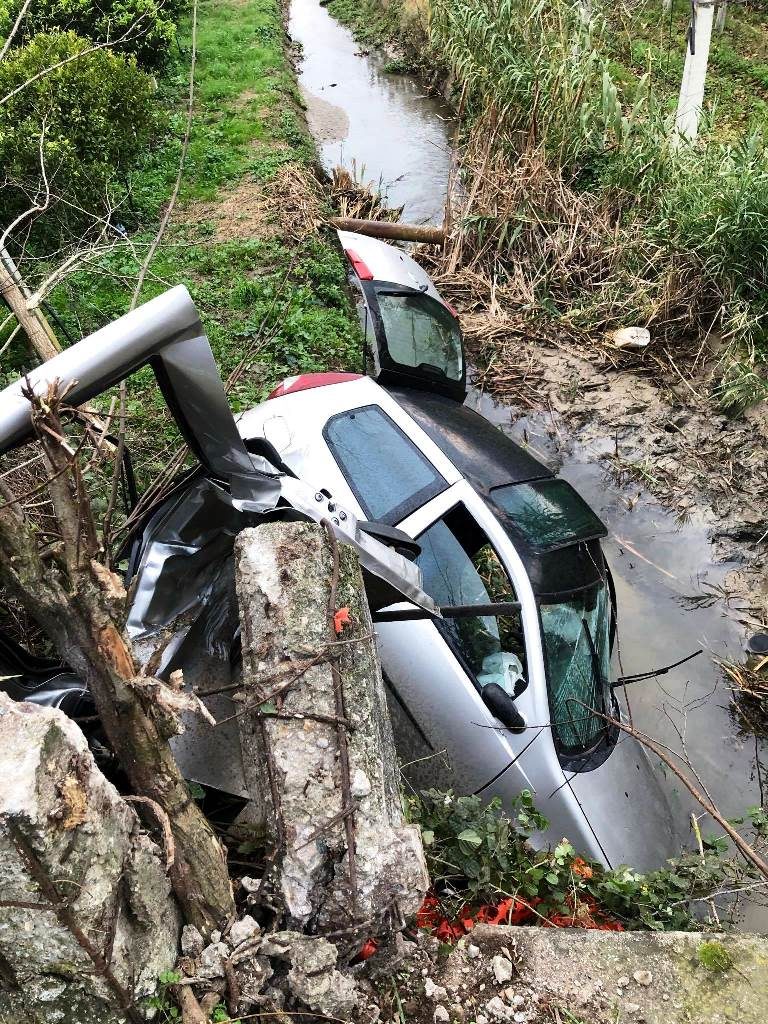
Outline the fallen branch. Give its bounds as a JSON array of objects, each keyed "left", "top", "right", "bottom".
[
  {"left": 585, "top": 704, "right": 768, "bottom": 880},
  {"left": 329, "top": 216, "right": 445, "bottom": 245}
]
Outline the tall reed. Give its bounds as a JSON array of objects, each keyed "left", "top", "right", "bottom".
[{"left": 430, "top": 0, "right": 768, "bottom": 407}]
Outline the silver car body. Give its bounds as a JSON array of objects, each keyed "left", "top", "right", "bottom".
[
  {"left": 238, "top": 372, "right": 678, "bottom": 870},
  {"left": 0, "top": 242, "right": 678, "bottom": 871}
]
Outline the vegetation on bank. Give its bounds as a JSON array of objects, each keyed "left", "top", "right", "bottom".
[
  {"left": 428, "top": 0, "right": 768, "bottom": 411},
  {"left": 410, "top": 789, "right": 768, "bottom": 933},
  {"left": 326, "top": 0, "right": 415, "bottom": 50},
  {"left": 0, "top": 0, "right": 360, "bottom": 472},
  {"left": 329, "top": 0, "right": 768, "bottom": 411}
]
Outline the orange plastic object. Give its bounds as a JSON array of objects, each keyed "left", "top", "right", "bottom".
[{"left": 334, "top": 607, "right": 352, "bottom": 635}]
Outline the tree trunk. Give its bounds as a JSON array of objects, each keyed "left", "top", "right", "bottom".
[
  {"left": 330, "top": 216, "right": 446, "bottom": 245},
  {"left": 0, "top": 384, "right": 235, "bottom": 935},
  {"left": 0, "top": 259, "right": 60, "bottom": 362}
]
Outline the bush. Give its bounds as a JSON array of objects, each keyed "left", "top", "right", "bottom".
[
  {"left": 0, "top": 31, "right": 157, "bottom": 240},
  {"left": 0, "top": 0, "right": 186, "bottom": 67},
  {"left": 409, "top": 788, "right": 756, "bottom": 931}
]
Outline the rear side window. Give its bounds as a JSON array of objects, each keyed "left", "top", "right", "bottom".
[
  {"left": 324, "top": 405, "right": 446, "bottom": 524},
  {"left": 491, "top": 479, "right": 606, "bottom": 551}
]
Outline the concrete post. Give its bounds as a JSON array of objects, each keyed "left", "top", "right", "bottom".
[
  {"left": 234, "top": 522, "right": 428, "bottom": 939},
  {"left": 674, "top": 0, "right": 715, "bottom": 145}
]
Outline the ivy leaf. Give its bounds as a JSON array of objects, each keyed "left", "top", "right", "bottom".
[
  {"left": 421, "top": 829, "right": 435, "bottom": 846},
  {"left": 457, "top": 829, "right": 483, "bottom": 847}
]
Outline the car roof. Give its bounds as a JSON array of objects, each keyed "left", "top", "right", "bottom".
[
  {"left": 336, "top": 229, "right": 444, "bottom": 304},
  {"left": 388, "top": 387, "right": 553, "bottom": 495}
]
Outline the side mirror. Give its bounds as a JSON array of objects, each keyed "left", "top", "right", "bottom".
[{"left": 482, "top": 682, "right": 526, "bottom": 734}]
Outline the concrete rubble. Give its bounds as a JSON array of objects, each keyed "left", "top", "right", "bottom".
[
  {"left": 386, "top": 923, "right": 768, "bottom": 1024},
  {"left": 182, "top": 927, "right": 359, "bottom": 1018},
  {"left": 0, "top": 694, "right": 180, "bottom": 1024},
  {"left": 234, "top": 522, "right": 429, "bottom": 935}
]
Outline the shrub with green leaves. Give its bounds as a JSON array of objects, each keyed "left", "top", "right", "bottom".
[
  {"left": 409, "top": 788, "right": 756, "bottom": 931},
  {"left": 0, "top": 31, "right": 157, "bottom": 239},
  {"left": 0, "top": 0, "right": 185, "bottom": 67}
]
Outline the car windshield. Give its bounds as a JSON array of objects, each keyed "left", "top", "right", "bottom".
[
  {"left": 540, "top": 583, "right": 611, "bottom": 754},
  {"left": 375, "top": 289, "right": 463, "bottom": 382},
  {"left": 416, "top": 506, "right": 526, "bottom": 697}
]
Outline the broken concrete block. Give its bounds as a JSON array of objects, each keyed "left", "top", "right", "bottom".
[
  {"left": 285, "top": 936, "right": 358, "bottom": 1018},
  {"left": 182, "top": 924, "right": 205, "bottom": 958},
  {"left": 0, "top": 694, "right": 180, "bottom": 1023},
  {"left": 228, "top": 914, "right": 260, "bottom": 948},
  {"left": 234, "top": 523, "right": 428, "bottom": 937}
]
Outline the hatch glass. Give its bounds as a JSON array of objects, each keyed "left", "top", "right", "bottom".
[{"left": 375, "top": 289, "right": 463, "bottom": 383}]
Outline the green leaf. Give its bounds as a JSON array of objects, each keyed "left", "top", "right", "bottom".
[{"left": 457, "top": 829, "right": 483, "bottom": 847}]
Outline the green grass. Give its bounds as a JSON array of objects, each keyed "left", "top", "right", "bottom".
[
  {"left": 5, "top": 0, "right": 360, "bottom": 477},
  {"left": 605, "top": 1, "right": 768, "bottom": 143},
  {"left": 697, "top": 940, "right": 735, "bottom": 973}
]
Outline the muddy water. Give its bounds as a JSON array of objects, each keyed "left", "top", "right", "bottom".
[
  {"left": 289, "top": 0, "right": 454, "bottom": 225},
  {"left": 468, "top": 394, "right": 762, "bottom": 812},
  {"left": 293, "top": 0, "right": 766, "bottom": 922}
]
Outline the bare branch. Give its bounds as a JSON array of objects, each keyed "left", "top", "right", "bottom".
[{"left": 0, "top": 0, "right": 32, "bottom": 62}]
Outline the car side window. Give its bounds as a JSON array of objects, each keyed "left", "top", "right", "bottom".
[
  {"left": 324, "top": 405, "right": 447, "bottom": 525},
  {"left": 416, "top": 504, "right": 526, "bottom": 695}
]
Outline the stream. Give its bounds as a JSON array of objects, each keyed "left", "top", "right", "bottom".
[{"left": 289, "top": 0, "right": 766, "bottom": 925}]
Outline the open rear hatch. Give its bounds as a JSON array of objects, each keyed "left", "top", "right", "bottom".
[{"left": 338, "top": 229, "right": 467, "bottom": 401}]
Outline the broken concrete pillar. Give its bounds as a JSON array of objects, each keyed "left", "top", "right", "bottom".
[
  {"left": 234, "top": 522, "right": 428, "bottom": 937},
  {"left": 0, "top": 694, "right": 180, "bottom": 1023}
]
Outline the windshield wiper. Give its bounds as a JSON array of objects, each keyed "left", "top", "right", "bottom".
[{"left": 581, "top": 616, "right": 605, "bottom": 693}]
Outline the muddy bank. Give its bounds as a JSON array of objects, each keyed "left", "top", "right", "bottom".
[{"left": 460, "top": 322, "right": 768, "bottom": 623}]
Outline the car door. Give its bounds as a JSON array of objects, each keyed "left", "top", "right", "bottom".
[{"left": 374, "top": 481, "right": 540, "bottom": 796}]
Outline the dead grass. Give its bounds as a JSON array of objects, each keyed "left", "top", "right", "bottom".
[
  {"left": 178, "top": 162, "right": 324, "bottom": 243},
  {"left": 423, "top": 116, "right": 724, "bottom": 404},
  {"left": 329, "top": 163, "right": 404, "bottom": 222},
  {"left": 718, "top": 654, "right": 768, "bottom": 729}
]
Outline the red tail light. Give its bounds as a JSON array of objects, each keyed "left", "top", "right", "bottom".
[
  {"left": 344, "top": 248, "right": 374, "bottom": 281},
  {"left": 444, "top": 301, "right": 459, "bottom": 320},
  {"left": 267, "top": 372, "right": 362, "bottom": 399}
]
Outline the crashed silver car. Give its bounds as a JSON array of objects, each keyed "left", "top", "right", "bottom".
[{"left": 0, "top": 231, "right": 678, "bottom": 871}]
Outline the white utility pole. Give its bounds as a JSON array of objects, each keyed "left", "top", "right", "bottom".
[{"left": 673, "top": 0, "right": 715, "bottom": 145}]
